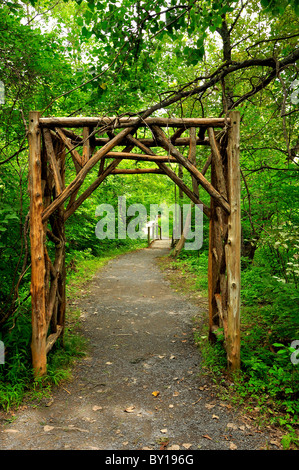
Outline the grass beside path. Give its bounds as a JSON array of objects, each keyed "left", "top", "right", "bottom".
[{"left": 0, "top": 240, "right": 146, "bottom": 411}]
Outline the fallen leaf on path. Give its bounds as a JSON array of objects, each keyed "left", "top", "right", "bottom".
[
  {"left": 160, "top": 428, "right": 168, "bottom": 434},
  {"left": 173, "top": 391, "right": 179, "bottom": 397},
  {"left": 202, "top": 434, "right": 213, "bottom": 440},
  {"left": 82, "top": 417, "right": 96, "bottom": 423},
  {"left": 205, "top": 403, "right": 215, "bottom": 409},
  {"left": 44, "top": 425, "right": 55, "bottom": 432},
  {"left": 159, "top": 441, "right": 169, "bottom": 450},
  {"left": 168, "top": 445, "right": 180, "bottom": 450},
  {"left": 3, "top": 429, "right": 20, "bottom": 433},
  {"left": 227, "top": 423, "right": 238, "bottom": 430},
  {"left": 182, "top": 443, "right": 192, "bottom": 449},
  {"left": 124, "top": 406, "right": 135, "bottom": 413},
  {"left": 92, "top": 405, "right": 103, "bottom": 411},
  {"left": 152, "top": 391, "right": 160, "bottom": 397},
  {"left": 230, "top": 442, "right": 237, "bottom": 450},
  {"left": 212, "top": 414, "right": 219, "bottom": 420},
  {"left": 270, "top": 439, "right": 281, "bottom": 448}
]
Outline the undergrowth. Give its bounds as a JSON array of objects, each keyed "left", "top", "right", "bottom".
[
  {"left": 160, "top": 248, "right": 299, "bottom": 450},
  {"left": 0, "top": 239, "right": 145, "bottom": 411}
]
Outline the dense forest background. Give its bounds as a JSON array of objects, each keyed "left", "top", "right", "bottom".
[{"left": 0, "top": 0, "right": 298, "bottom": 447}]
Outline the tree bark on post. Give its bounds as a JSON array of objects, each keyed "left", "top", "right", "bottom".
[
  {"left": 28, "top": 111, "right": 47, "bottom": 377},
  {"left": 208, "top": 159, "right": 219, "bottom": 340},
  {"left": 226, "top": 111, "right": 241, "bottom": 371},
  {"left": 52, "top": 139, "right": 66, "bottom": 342}
]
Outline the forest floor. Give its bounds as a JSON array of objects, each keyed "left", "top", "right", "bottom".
[{"left": 0, "top": 240, "right": 280, "bottom": 451}]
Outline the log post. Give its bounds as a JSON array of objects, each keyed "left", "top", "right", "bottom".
[
  {"left": 28, "top": 111, "right": 47, "bottom": 377},
  {"left": 208, "top": 158, "right": 219, "bottom": 340},
  {"left": 226, "top": 111, "right": 241, "bottom": 371}
]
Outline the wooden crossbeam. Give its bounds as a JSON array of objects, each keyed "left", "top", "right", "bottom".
[
  {"left": 39, "top": 116, "right": 231, "bottom": 129},
  {"left": 64, "top": 145, "right": 134, "bottom": 221},
  {"left": 111, "top": 168, "right": 165, "bottom": 174},
  {"left": 152, "top": 125, "right": 231, "bottom": 215},
  {"left": 93, "top": 136, "right": 210, "bottom": 148},
  {"left": 125, "top": 135, "right": 210, "bottom": 218},
  {"left": 53, "top": 131, "right": 210, "bottom": 148},
  {"left": 105, "top": 151, "right": 177, "bottom": 163},
  {"left": 42, "top": 127, "right": 134, "bottom": 222}
]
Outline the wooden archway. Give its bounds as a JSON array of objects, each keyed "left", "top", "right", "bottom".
[{"left": 28, "top": 111, "right": 240, "bottom": 377}]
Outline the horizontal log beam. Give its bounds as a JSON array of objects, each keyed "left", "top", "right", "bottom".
[
  {"left": 111, "top": 168, "right": 165, "bottom": 174},
  {"left": 53, "top": 129, "right": 210, "bottom": 148},
  {"left": 39, "top": 116, "right": 230, "bottom": 129},
  {"left": 125, "top": 134, "right": 211, "bottom": 218},
  {"left": 106, "top": 151, "right": 177, "bottom": 162},
  {"left": 64, "top": 144, "right": 134, "bottom": 221},
  {"left": 81, "top": 137, "right": 210, "bottom": 148}
]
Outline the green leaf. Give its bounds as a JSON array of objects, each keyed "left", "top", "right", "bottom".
[{"left": 82, "top": 26, "right": 92, "bottom": 39}]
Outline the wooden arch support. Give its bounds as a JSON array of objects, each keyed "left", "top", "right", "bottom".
[{"left": 28, "top": 111, "right": 240, "bottom": 377}]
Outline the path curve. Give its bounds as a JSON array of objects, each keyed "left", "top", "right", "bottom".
[{"left": 0, "top": 241, "right": 271, "bottom": 450}]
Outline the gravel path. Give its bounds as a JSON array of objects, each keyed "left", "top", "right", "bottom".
[{"left": 0, "top": 240, "right": 272, "bottom": 450}]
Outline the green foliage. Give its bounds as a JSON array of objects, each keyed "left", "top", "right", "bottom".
[
  {"left": 171, "top": 245, "right": 299, "bottom": 436},
  {"left": 240, "top": 264, "right": 299, "bottom": 411},
  {"left": 260, "top": 0, "right": 299, "bottom": 16},
  {"left": 0, "top": 1, "right": 299, "bottom": 443}
]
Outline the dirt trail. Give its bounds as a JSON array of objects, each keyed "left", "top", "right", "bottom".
[{"left": 0, "top": 240, "right": 272, "bottom": 450}]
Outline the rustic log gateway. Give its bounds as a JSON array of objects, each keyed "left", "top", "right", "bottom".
[{"left": 28, "top": 110, "right": 240, "bottom": 377}]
